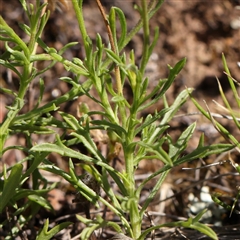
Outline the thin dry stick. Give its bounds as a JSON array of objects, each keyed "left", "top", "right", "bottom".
[
  {"left": 174, "top": 112, "right": 240, "bottom": 121},
  {"left": 95, "top": 0, "right": 122, "bottom": 95},
  {"left": 138, "top": 204, "right": 155, "bottom": 239}
]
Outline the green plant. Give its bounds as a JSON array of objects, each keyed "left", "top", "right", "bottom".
[
  {"left": 189, "top": 53, "right": 240, "bottom": 219},
  {"left": 0, "top": 0, "right": 233, "bottom": 239}
]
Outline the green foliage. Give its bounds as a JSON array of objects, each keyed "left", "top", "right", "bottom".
[
  {"left": 189, "top": 53, "right": 240, "bottom": 218},
  {"left": 0, "top": 0, "right": 232, "bottom": 239},
  {"left": 139, "top": 209, "right": 218, "bottom": 240},
  {"left": 36, "top": 219, "right": 72, "bottom": 240},
  {"left": 0, "top": 164, "right": 23, "bottom": 213}
]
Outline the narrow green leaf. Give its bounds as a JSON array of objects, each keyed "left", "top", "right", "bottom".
[
  {"left": 192, "top": 208, "right": 208, "bottom": 223},
  {"left": 159, "top": 58, "right": 186, "bottom": 97},
  {"left": 28, "top": 195, "right": 53, "bottom": 212},
  {"left": 59, "top": 112, "right": 80, "bottom": 131},
  {"left": 109, "top": 7, "right": 118, "bottom": 54},
  {"left": 139, "top": 78, "right": 167, "bottom": 111},
  {"left": 112, "top": 7, "right": 127, "bottom": 50},
  {"left": 161, "top": 88, "right": 193, "bottom": 125},
  {"left": 169, "top": 122, "right": 196, "bottom": 161},
  {"left": 105, "top": 48, "right": 122, "bottom": 64},
  {"left": 190, "top": 222, "right": 217, "bottom": 239},
  {"left": 19, "top": 0, "right": 27, "bottom": 11},
  {"left": 135, "top": 108, "right": 169, "bottom": 135},
  {"left": 96, "top": 34, "right": 104, "bottom": 68},
  {"left": 0, "top": 87, "right": 17, "bottom": 97},
  {"left": 140, "top": 170, "right": 170, "bottom": 215},
  {"left": 176, "top": 143, "right": 234, "bottom": 165},
  {"left": 70, "top": 132, "right": 102, "bottom": 161},
  {"left": 58, "top": 42, "right": 79, "bottom": 55},
  {"left": 18, "top": 23, "right": 31, "bottom": 35},
  {"left": 222, "top": 53, "right": 240, "bottom": 108},
  {"left": 0, "top": 163, "right": 23, "bottom": 213},
  {"left": 100, "top": 168, "right": 124, "bottom": 208},
  {"left": 31, "top": 142, "right": 94, "bottom": 162},
  {"left": 10, "top": 50, "right": 30, "bottom": 64},
  {"left": 148, "top": 27, "right": 160, "bottom": 56},
  {"left": 14, "top": 184, "right": 56, "bottom": 201},
  {"left": 0, "top": 59, "right": 21, "bottom": 77},
  {"left": 10, "top": 125, "right": 55, "bottom": 134},
  {"left": 91, "top": 119, "right": 127, "bottom": 136},
  {"left": 36, "top": 219, "right": 72, "bottom": 240},
  {"left": 139, "top": 215, "right": 217, "bottom": 240},
  {"left": 197, "top": 133, "right": 205, "bottom": 148}
]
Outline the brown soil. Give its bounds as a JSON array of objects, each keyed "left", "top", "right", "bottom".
[{"left": 1, "top": 1, "right": 240, "bottom": 239}]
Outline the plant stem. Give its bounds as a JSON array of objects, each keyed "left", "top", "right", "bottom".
[{"left": 125, "top": 121, "right": 141, "bottom": 239}]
